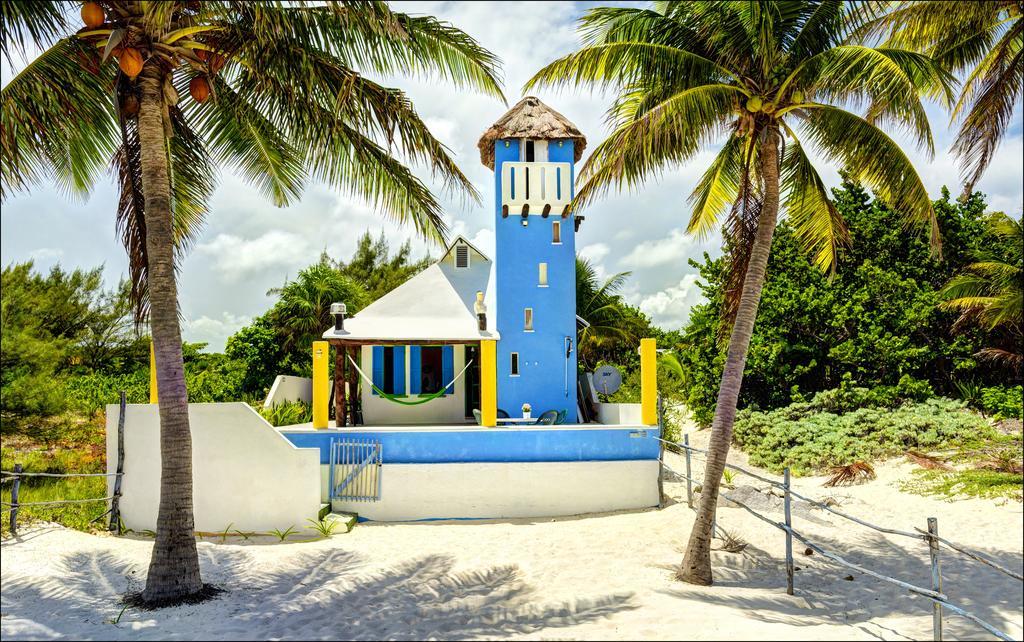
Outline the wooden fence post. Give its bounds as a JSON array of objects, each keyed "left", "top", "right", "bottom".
[
  {"left": 108, "top": 391, "right": 126, "bottom": 533},
  {"left": 656, "top": 395, "right": 665, "bottom": 507},
  {"left": 684, "top": 434, "right": 693, "bottom": 509},
  {"left": 784, "top": 466, "right": 794, "bottom": 595},
  {"left": 928, "top": 517, "right": 943, "bottom": 641},
  {"left": 9, "top": 463, "right": 22, "bottom": 536}
]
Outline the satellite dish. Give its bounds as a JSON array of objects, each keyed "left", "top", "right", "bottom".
[{"left": 592, "top": 365, "right": 623, "bottom": 395}]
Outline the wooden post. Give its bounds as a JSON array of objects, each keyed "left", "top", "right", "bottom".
[
  {"left": 928, "top": 517, "right": 943, "bottom": 641},
  {"left": 784, "top": 466, "right": 794, "bottom": 595},
  {"left": 334, "top": 345, "right": 346, "bottom": 428},
  {"left": 9, "top": 463, "right": 21, "bottom": 536},
  {"left": 348, "top": 346, "right": 359, "bottom": 425},
  {"left": 108, "top": 392, "right": 126, "bottom": 533},
  {"left": 684, "top": 434, "right": 693, "bottom": 509},
  {"left": 656, "top": 395, "right": 665, "bottom": 507}
]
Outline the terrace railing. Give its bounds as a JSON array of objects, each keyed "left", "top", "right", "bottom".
[{"left": 500, "top": 161, "right": 572, "bottom": 216}]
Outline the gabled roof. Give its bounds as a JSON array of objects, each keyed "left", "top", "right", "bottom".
[
  {"left": 477, "top": 96, "right": 587, "bottom": 169},
  {"left": 323, "top": 239, "right": 497, "bottom": 343},
  {"left": 440, "top": 234, "right": 489, "bottom": 264}
]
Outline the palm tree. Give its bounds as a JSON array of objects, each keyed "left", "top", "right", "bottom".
[
  {"left": 575, "top": 257, "right": 638, "bottom": 368},
  {"left": 941, "top": 214, "right": 1023, "bottom": 371},
  {"left": 527, "top": 1, "right": 945, "bottom": 585},
  {"left": 269, "top": 258, "right": 368, "bottom": 351},
  {"left": 2, "top": 0, "right": 502, "bottom": 603},
  {"left": 857, "top": 1, "right": 1022, "bottom": 196}
]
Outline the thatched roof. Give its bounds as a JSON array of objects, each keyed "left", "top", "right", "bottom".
[{"left": 477, "top": 96, "right": 586, "bottom": 169}]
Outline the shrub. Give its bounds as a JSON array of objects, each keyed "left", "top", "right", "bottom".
[
  {"left": 978, "top": 386, "right": 1023, "bottom": 420},
  {"left": 733, "top": 395, "right": 993, "bottom": 475},
  {"left": 259, "top": 401, "right": 313, "bottom": 427}
]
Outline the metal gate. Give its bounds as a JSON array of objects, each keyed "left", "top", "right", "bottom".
[{"left": 329, "top": 439, "right": 382, "bottom": 502}]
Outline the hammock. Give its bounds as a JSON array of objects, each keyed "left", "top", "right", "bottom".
[{"left": 348, "top": 355, "right": 474, "bottom": 406}]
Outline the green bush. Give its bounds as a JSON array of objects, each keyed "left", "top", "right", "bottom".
[
  {"left": 978, "top": 386, "right": 1023, "bottom": 420},
  {"left": 259, "top": 401, "right": 313, "bottom": 427},
  {"left": 733, "top": 394, "right": 993, "bottom": 475}
]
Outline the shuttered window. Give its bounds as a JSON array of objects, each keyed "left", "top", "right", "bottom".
[
  {"left": 524, "top": 308, "right": 534, "bottom": 331},
  {"left": 455, "top": 244, "right": 469, "bottom": 268}
]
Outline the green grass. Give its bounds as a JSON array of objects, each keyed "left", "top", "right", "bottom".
[
  {"left": 901, "top": 469, "right": 1024, "bottom": 501},
  {"left": 1, "top": 414, "right": 108, "bottom": 536}
]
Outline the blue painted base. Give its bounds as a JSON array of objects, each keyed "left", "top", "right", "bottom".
[{"left": 281, "top": 426, "right": 659, "bottom": 464}]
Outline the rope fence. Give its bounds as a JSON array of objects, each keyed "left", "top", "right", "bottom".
[
  {"left": 3, "top": 392, "right": 127, "bottom": 536},
  {"left": 660, "top": 432, "right": 1019, "bottom": 642}
]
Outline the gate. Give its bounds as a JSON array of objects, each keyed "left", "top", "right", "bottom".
[{"left": 329, "top": 439, "right": 383, "bottom": 502}]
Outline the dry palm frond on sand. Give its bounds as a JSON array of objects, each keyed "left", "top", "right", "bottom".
[
  {"left": 824, "top": 462, "right": 876, "bottom": 487},
  {"left": 906, "top": 451, "right": 954, "bottom": 471}
]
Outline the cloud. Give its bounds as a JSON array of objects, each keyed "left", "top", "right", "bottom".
[
  {"left": 637, "top": 274, "right": 705, "bottom": 329},
  {"left": 579, "top": 242, "right": 610, "bottom": 264},
  {"left": 183, "top": 312, "right": 252, "bottom": 352},
  {"left": 620, "top": 228, "right": 703, "bottom": 269},
  {"left": 28, "top": 247, "right": 64, "bottom": 262},
  {"left": 196, "top": 231, "right": 313, "bottom": 283}
]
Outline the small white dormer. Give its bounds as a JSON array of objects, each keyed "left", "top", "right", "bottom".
[
  {"left": 441, "top": 235, "right": 490, "bottom": 271},
  {"left": 520, "top": 139, "right": 548, "bottom": 162}
]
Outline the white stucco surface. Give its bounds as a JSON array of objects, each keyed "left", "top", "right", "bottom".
[
  {"left": 330, "top": 460, "right": 659, "bottom": 521},
  {"left": 359, "top": 344, "right": 472, "bottom": 425},
  {"left": 594, "top": 402, "right": 643, "bottom": 426},
  {"left": 263, "top": 375, "right": 315, "bottom": 408},
  {"left": 105, "top": 403, "right": 321, "bottom": 533}
]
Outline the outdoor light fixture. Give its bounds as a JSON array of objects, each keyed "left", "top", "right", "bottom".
[
  {"left": 331, "top": 302, "right": 347, "bottom": 331},
  {"left": 474, "top": 291, "right": 487, "bottom": 331}
]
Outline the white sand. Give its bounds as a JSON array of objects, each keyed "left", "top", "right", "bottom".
[{"left": 3, "top": 439, "right": 1022, "bottom": 641}]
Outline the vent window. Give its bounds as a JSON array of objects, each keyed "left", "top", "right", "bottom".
[
  {"left": 455, "top": 244, "right": 470, "bottom": 268},
  {"left": 552, "top": 221, "right": 561, "bottom": 244},
  {"left": 524, "top": 140, "right": 535, "bottom": 162},
  {"left": 524, "top": 308, "right": 534, "bottom": 331},
  {"left": 510, "top": 352, "right": 520, "bottom": 376},
  {"left": 538, "top": 262, "right": 548, "bottom": 286}
]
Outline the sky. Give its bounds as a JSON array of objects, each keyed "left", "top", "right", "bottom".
[{"left": 2, "top": 1, "right": 1022, "bottom": 352}]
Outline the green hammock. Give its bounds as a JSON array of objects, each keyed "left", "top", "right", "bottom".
[{"left": 348, "top": 355, "right": 474, "bottom": 406}]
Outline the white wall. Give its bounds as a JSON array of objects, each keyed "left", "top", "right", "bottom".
[
  {"left": 263, "top": 375, "right": 315, "bottom": 408},
  {"left": 106, "top": 403, "right": 322, "bottom": 533},
  {"left": 595, "top": 402, "right": 643, "bottom": 425},
  {"left": 330, "top": 460, "right": 659, "bottom": 521},
  {"left": 360, "top": 344, "right": 471, "bottom": 424}
]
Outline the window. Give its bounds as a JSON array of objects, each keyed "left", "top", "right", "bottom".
[
  {"left": 524, "top": 140, "right": 535, "bottom": 162},
  {"left": 510, "top": 352, "right": 520, "bottom": 376},
  {"left": 455, "top": 244, "right": 469, "bottom": 269},
  {"left": 552, "top": 221, "right": 561, "bottom": 244},
  {"left": 524, "top": 308, "right": 534, "bottom": 331},
  {"left": 538, "top": 262, "right": 548, "bottom": 286},
  {"left": 419, "top": 346, "right": 444, "bottom": 394}
]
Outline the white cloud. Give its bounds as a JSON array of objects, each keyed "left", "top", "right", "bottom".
[
  {"left": 183, "top": 312, "right": 252, "bottom": 351},
  {"left": 638, "top": 274, "right": 705, "bottom": 329},
  {"left": 579, "top": 242, "right": 610, "bottom": 264},
  {"left": 621, "top": 228, "right": 702, "bottom": 269},
  {"left": 196, "top": 231, "right": 313, "bottom": 283},
  {"left": 28, "top": 247, "right": 64, "bottom": 262}
]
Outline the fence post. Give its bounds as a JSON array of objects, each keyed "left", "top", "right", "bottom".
[
  {"left": 656, "top": 395, "right": 665, "bottom": 507},
  {"left": 683, "top": 434, "right": 693, "bottom": 509},
  {"left": 928, "top": 517, "right": 943, "bottom": 641},
  {"left": 108, "top": 391, "right": 126, "bottom": 533},
  {"left": 9, "top": 463, "right": 22, "bottom": 536},
  {"left": 784, "top": 466, "right": 794, "bottom": 595}
]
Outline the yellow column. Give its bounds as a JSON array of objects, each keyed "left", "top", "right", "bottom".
[
  {"left": 480, "top": 340, "right": 497, "bottom": 427},
  {"left": 149, "top": 339, "right": 158, "bottom": 404},
  {"left": 640, "top": 338, "right": 657, "bottom": 425},
  {"left": 312, "top": 341, "right": 329, "bottom": 429}
]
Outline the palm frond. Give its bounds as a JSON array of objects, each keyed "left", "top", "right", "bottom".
[{"left": 0, "top": 0, "right": 69, "bottom": 64}]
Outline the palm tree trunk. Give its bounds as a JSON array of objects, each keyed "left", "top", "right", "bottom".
[
  {"left": 678, "top": 127, "right": 782, "bottom": 585},
  {"left": 137, "top": 64, "right": 203, "bottom": 603}
]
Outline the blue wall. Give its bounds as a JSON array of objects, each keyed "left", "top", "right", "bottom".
[
  {"left": 282, "top": 427, "right": 659, "bottom": 464},
  {"left": 493, "top": 139, "right": 578, "bottom": 418}
]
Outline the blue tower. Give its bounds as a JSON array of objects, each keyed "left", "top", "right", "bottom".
[{"left": 478, "top": 97, "right": 587, "bottom": 419}]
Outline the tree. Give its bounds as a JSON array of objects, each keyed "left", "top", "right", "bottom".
[
  {"left": 941, "top": 214, "right": 1023, "bottom": 371},
  {"left": 335, "top": 231, "right": 432, "bottom": 301},
  {"left": 2, "top": 1, "right": 502, "bottom": 603},
  {"left": 268, "top": 258, "right": 368, "bottom": 351},
  {"left": 526, "top": 1, "right": 944, "bottom": 584},
  {"left": 575, "top": 257, "right": 644, "bottom": 369},
  {"left": 858, "top": 1, "right": 1023, "bottom": 196}
]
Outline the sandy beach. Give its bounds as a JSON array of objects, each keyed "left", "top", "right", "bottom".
[{"left": 3, "top": 438, "right": 1022, "bottom": 641}]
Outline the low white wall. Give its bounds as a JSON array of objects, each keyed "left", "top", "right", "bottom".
[
  {"left": 106, "top": 403, "right": 321, "bottom": 533},
  {"left": 360, "top": 345, "right": 470, "bottom": 424},
  {"left": 595, "top": 402, "right": 643, "bottom": 425},
  {"left": 330, "top": 460, "right": 659, "bottom": 521},
  {"left": 264, "top": 375, "right": 316, "bottom": 408}
]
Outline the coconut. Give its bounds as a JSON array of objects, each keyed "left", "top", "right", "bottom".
[
  {"left": 746, "top": 96, "right": 763, "bottom": 113},
  {"left": 121, "top": 94, "right": 139, "bottom": 116},
  {"left": 792, "top": 90, "right": 805, "bottom": 104},
  {"left": 209, "top": 54, "right": 227, "bottom": 73},
  {"left": 762, "top": 101, "right": 777, "bottom": 114},
  {"left": 189, "top": 76, "right": 211, "bottom": 103},
  {"left": 81, "top": 2, "right": 105, "bottom": 28},
  {"left": 118, "top": 48, "right": 144, "bottom": 79},
  {"left": 194, "top": 49, "right": 208, "bottom": 61}
]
